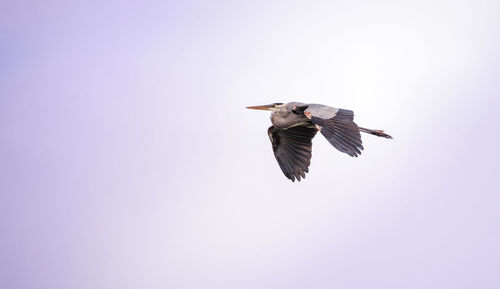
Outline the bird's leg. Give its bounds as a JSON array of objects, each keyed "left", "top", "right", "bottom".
[{"left": 358, "top": 127, "right": 392, "bottom": 139}]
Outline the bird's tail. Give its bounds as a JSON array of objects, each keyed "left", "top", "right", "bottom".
[{"left": 359, "top": 127, "right": 393, "bottom": 139}]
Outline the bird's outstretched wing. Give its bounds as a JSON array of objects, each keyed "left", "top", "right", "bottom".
[
  {"left": 304, "top": 106, "right": 364, "bottom": 157},
  {"left": 267, "top": 125, "right": 318, "bottom": 182}
]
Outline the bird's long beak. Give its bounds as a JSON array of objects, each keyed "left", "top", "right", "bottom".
[{"left": 246, "top": 104, "right": 277, "bottom": 111}]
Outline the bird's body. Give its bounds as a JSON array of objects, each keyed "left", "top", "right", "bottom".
[
  {"left": 269, "top": 102, "right": 309, "bottom": 129},
  {"left": 247, "top": 102, "right": 392, "bottom": 182}
]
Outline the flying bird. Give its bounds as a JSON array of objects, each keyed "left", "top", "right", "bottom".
[{"left": 247, "top": 102, "right": 392, "bottom": 182}]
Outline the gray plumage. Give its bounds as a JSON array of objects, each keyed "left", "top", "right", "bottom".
[{"left": 247, "top": 102, "right": 392, "bottom": 182}]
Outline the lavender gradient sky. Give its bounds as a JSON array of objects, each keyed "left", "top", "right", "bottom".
[{"left": 1, "top": 0, "right": 500, "bottom": 288}]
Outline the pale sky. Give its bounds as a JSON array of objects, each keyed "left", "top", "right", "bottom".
[{"left": 1, "top": 0, "right": 500, "bottom": 288}]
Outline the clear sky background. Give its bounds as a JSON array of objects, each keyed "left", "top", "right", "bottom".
[{"left": 1, "top": 0, "right": 500, "bottom": 288}]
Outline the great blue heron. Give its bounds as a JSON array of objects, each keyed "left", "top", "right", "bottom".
[{"left": 247, "top": 102, "right": 392, "bottom": 182}]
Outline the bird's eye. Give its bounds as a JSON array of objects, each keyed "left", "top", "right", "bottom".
[{"left": 274, "top": 102, "right": 283, "bottom": 106}]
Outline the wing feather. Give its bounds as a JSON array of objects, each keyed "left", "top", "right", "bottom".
[
  {"left": 268, "top": 125, "right": 318, "bottom": 182},
  {"left": 309, "top": 109, "right": 364, "bottom": 157}
]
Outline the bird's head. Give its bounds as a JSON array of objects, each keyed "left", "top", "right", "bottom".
[{"left": 246, "top": 103, "right": 284, "bottom": 112}]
